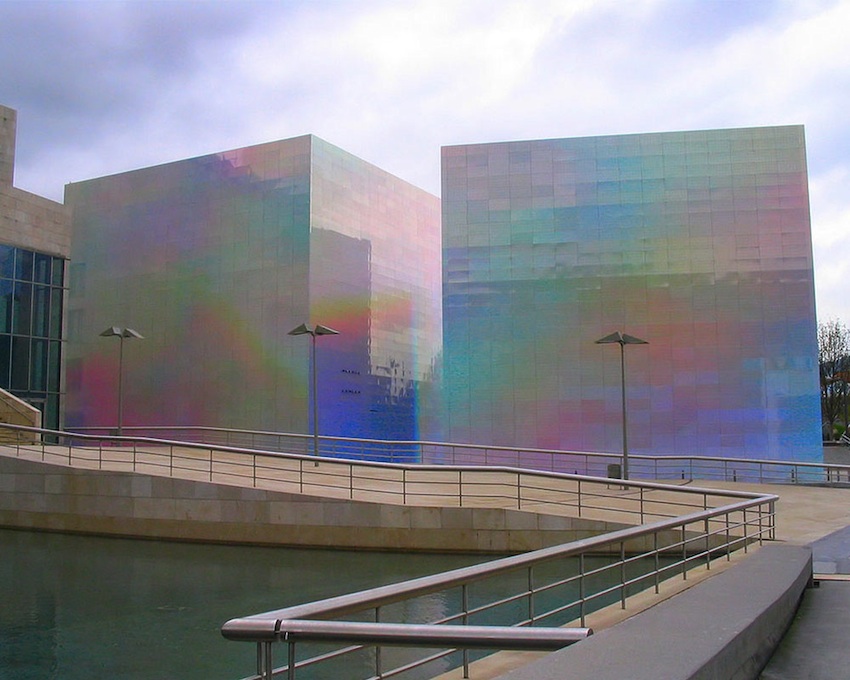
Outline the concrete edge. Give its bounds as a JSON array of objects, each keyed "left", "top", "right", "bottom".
[
  {"left": 493, "top": 544, "right": 813, "bottom": 680},
  {"left": 0, "top": 454, "right": 627, "bottom": 553}
]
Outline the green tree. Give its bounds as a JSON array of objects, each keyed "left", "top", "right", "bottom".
[{"left": 818, "top": 319, "right": 850, "bottom": 440}]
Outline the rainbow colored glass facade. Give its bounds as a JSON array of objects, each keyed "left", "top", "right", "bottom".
[
  {"left": 441, "top": 126, "right": 822, "bottom": 462},
  {"left": 65, "top": 136, "right": 441, "bottom": 444}
]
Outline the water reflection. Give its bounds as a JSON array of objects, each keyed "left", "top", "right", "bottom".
[{"left": 0, "top": 529, "right": 485, "bottom": 679}]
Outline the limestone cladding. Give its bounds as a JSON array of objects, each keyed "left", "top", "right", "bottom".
[{"left": 0, "top": 105, "right": 70, "bottom": 257}]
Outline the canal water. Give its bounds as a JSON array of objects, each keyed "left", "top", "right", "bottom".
[{"left": 0, "top": 528, "right": 488, "bottom": 679}]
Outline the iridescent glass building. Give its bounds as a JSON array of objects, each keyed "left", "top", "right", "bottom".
[
  {"left": 65, "top": 135, "right": 441, "bottom": 444},
  {"left": 441, "top": 126, "right": 822, "bottom": 462}
]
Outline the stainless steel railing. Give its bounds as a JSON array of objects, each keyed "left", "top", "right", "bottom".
[
  {"left": 0, "top": 423, "right": 778, "bottom": 679},
  {"left": 0, "top": 424, "right": 774, "bottom": 527},
  {"left": 69, "top": 424, "right": 847, "bottom": 486},
  {"left": 221, "top": 494, "right": 775, "bottom": 679}
]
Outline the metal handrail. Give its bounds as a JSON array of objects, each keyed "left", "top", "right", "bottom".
[
  {"left": 0, "top": 423, "right": 777, "bottom": 679},
  {"left": 67, "top": 423, "right": 847, "bottom": 485},
  {"left": 247, "top": 620, "right": 593, "bottom": 647},
  {"left": 0, "top": 424, "right": 773, "bottom": 528},
  {"left": 222, "top": 495, "right": 775, "bottom": 679}
]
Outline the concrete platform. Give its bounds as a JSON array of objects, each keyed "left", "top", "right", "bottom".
[
  {"left": 759, "top": 580, "right": 850, "bottom": 679},
  {"left": 492, "top": 544, "right": 812, "bottom": 680},
  {"left": 757, "top": 525, "right": 850, "bottom": 679}
]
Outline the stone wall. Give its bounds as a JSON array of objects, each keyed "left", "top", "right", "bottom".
[
  {"left": 0, "top": 455, "right": 630, "bottom": 553},
  {"left": 0, "top": 104, "right": 70, "bottom": 257}
]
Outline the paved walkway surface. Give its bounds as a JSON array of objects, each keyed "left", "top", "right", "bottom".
[
  {"left": 8, "top": 442, "right": 850, "bottom": 678},
  {"left": 687, "top": 481, "right": 850, "bottom": 679},
  {"left": 759, "top": 525, "right": 850, "bottom": 679}
]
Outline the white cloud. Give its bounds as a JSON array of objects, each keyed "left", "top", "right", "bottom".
[{"left": 1, "top": 0, "right": 848, "bottom": 322}]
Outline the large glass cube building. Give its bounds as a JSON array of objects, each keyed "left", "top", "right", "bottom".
[
  {"left": 65, "top": 135, "right": 441, "bottom": 444},
  {"left": 441, "top": 126, "right": 822, "bottom": 462}
]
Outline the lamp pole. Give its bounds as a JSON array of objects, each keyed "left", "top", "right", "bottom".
[
  {"left": 595, "top": 331, "right": 648, "bottom": 481},
  {"left": 288, "top": 323, "right": 340, "bottom": 459},
  {"left": 100, "top": 326, "right": 144, "bottom": 436}
]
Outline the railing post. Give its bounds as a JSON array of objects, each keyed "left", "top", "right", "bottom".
[
  {"left": 705, "top": 518, "right": 711, "bottom": 569},
  {"left": 458, "top": 470, "right": 463, "bottom": 508},
  {"left": 770, "top": 499, "right": 776, "bottom": 541},
  {"left": 681, "top": 525, "right": 688, "bottom": 580},
  {"left": 462, "top": 584, "right": 470, "bottom": 678},
  {"left": 654, "top": 532, "right": 660, "bottom": 594},
  {"left": 350, "top": 464, "right": 354, "bottom": 500},
  {"left": 517, "top": 472, "right": 522, "bottom": 510},
  {"left": 287, "top": 639, "right": 295, "bottom": 680},
  {"left": 577, "top": 478, "right": 582, "bottom": 517},
  {"left": 579, "top": 553, "right": 586, "bottom": 626},
  {"left": 620, "top": 541, "right": 626, "bottom": 609},
  {"left": 527, "top": 566, "right": 535, "bottom": 623},
  {"left": 743, "top": 508, "right": 749, "bottom": 553},
  {"left": 725, "top": 512, "right": 731, "bottom": 560}
]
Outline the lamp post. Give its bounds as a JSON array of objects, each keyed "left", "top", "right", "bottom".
[
  {"left": 100, "top": 326, "right": 144, "bottom": 436},
  {"left": 595, "top": 331, "right": 648, "bottom": 481},
  {"left": 288, "top": 323, "right": 340, "bottom": 459}
]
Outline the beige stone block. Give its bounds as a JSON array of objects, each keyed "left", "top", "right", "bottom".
[
  {"left": 411, "top": 507, "right": 442, "bottom": 529},
  {"left": 14, "top": 473, "right": 45, "bottom": 494},
  {"left": 505, "top": 510, "right": 539, "bottom": 531},
  {"left": 238, "top": 487, "right": 273, "bottom": 502},
  {"left": 471, "top": 509, "right": 507, "bottom": 531},
  {"left": 286, "top": 501, "right": 325, "bottom": 525},
  {"left": 0, "top": 473, "right": 15, "bottom": 492},
  {"left": 323, "top": 502, "right": 381, "bottom": 528},
  {"left": 440, "top": 507, "right": 473, "bottom": 529},
  {"left": 134, "top": 497, "right": 177, "bottom": 520},
  {"left": 130, "top": 476, "right": 152, "bottom": 498},
  {"left": 475, "top": 530, "right": 509, "bottom": 553},
  {"left": 94, "top": 495, "right": 134, "bottom": 518},
  {"left": 379, "top": 504, "right": 412, "bottom": 529}
]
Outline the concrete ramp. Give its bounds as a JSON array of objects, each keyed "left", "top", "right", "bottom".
[{"left": 495, "top": 544, "right": 812, "bottom": 680}]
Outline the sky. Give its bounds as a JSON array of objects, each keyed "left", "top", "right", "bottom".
[{"left": 0, "top": 0, "right": 847, "bottom": 322}]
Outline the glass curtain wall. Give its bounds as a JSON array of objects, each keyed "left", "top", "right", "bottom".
[{"left": 0, "top": 244, "right": 65, "bottom": 429}]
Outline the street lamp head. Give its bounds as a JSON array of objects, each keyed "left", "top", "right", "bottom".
[
  {"left": 288, "top": 323, "right": 312, "bottom": 337},
  {"left": 288, "top": 323, "right": 340, "bottom": 337},
  {"left": 595, "top": 331, "right": 648, "bottom": 346},
  {"left": 100, "top": 326, "right": 143, "bottom": 340},
  {"left": 314, "top": 324, "right": 340, "bottom": 336}
]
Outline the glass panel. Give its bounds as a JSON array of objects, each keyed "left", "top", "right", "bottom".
[
  {"left": 52, "top": 257, "right": 65, "bottom": 287},
  {"left": 30, "top": 339, "right": 48, "bottom": 391},
  {"left": 32, "top": 285, "right": 50, "bottom": 337},
  {"left": 0, "top": 335, "right": 9, "bottom": 388},
  {"left": 34, "top": 253, "right": 51, "bottom": 284},
  {"left": 11, "top": 337, "right": 30, "bottom": 390},
  {"left": 46, "top": 394, "right": 60, "bottom": 430},
  {"left": 48, "top": 340, "right": 61, "bottom": 392},
  {"left": 0, "top": 279, "right": 12, "bottom": 333},
  {"left": 15, "top": 249, "right": 33, "bottom": 282},
  {"left": 12, "top": 282, "right": 32, "bottom": 335},
  {"left": 0, "top": 245, "right": 14, "bottom": 279},
  {"left": 50, "top": 287, "right": 64, "bottom": 339}
]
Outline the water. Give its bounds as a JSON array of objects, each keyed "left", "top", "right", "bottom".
[{"left": 0, "top": 529, "right": 486, "bottom": 680}]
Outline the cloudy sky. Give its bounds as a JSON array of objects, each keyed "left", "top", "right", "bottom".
[{"left": 1, "top": 0, "right": 847, "bottom": 321}]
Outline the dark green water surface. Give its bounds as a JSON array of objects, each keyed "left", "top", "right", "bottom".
[{"left": 0, "top": 528, "right": 486, "bottom": 679}]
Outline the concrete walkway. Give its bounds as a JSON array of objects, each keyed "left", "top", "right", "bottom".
[{"left": 758, "top": 525, "right": 850, "bottom": 679}]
